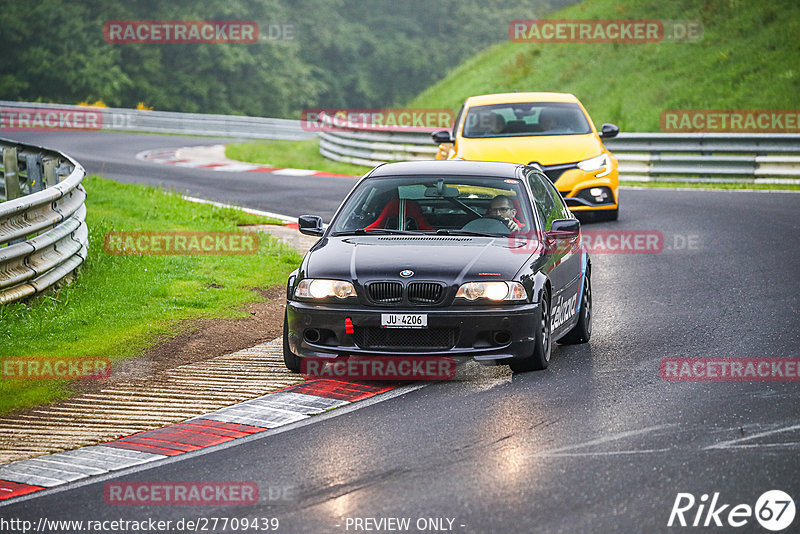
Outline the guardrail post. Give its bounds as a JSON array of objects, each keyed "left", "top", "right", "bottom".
[
  {"left": 55, "top": 163, "right": 72, "bottom": 183},
  {"left": 2, "top": 146, "right": 21, "bottom": 200},
  {"left": 700, "top": 149, "right": 710, "bottom": 180},
  {"left": 25, "top": 153, "right": 45, "bottom": 194},
  {"left": 44, "top": 159, "right": 58, "bottom": 187}
]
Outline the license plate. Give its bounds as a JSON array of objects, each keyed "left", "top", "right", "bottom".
[{"left": 381, "top": 313, "right": 427, "bottom": 328}]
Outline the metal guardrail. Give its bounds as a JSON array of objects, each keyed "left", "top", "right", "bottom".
[
  {"left": 319, "top": 130, "right": 438, "bottom": 167},
  {"left": 318, "top": 126, "right": 800, "bottom": 184},
  {"left": 0, "top": 138, "right": 88, "bottom": 304},
  {"left": 3, "top": 101, "right": 797, "bottom": 182},
  {"left": 606, "top": 133, "right": 800, "bottom": 182},
  {"left": 0, "top": 101, "right": 315, "bottom": 140}
]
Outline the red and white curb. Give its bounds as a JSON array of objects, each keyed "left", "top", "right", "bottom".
[
  {"left": 0, "top": 379, "right": 401, "bottom": 502},
  {"left": 136, "top": 145, "right": 356, "bottom": 178}
]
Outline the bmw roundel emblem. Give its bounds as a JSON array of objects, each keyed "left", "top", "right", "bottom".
[{"left": 400, "top": 269, "right": 414, "bottom": 278}]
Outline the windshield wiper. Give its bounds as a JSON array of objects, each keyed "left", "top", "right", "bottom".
[{"left": 331, "top": 228, "right": 424, "bottom": 236}]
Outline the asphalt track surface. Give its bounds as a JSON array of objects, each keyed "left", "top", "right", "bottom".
[
  {"left": 2, "top": 132, "right": 800, "bottom": 533},
  {"left": 6, "top": 132, "right": 356, "bottom": 219}
]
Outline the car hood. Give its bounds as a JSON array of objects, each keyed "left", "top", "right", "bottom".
[
  {"left": 457, "top": 133, "right": 603, "bottom": 165},
  {"left": 303, "top": 235, "right": 538, "bottom": 285}
]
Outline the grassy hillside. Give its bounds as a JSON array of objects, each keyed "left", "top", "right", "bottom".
[{"left": 408, "top": 0, "right": 800, "bottom": 131}]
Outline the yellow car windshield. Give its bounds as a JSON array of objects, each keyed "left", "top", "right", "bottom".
[{"left": 462, "top": 102, "right": 591, "bottom": 138}]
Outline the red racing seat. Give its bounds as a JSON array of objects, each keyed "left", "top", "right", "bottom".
[
  {"left": 510, "top": 198, "right": 526, "bottom": 229},
  {"left": 365, "top": 199, "right": 434, "bottom": 230}
]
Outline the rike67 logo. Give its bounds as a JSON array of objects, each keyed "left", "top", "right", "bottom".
[{"left": 668, "top": 490, "right": 795, "bottom": 531}]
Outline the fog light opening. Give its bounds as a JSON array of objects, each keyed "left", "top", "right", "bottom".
[
  {"left": 493, "top": 331, "right": 512, "bottom": 345},
  {"left": 304, "top": 329, "right": 321, "bottom": 343}
]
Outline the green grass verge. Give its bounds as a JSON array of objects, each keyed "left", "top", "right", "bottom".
[
  {"left": 0, "top": 175, "right": 303, "bottom": 415},
  {"left": 226, "top": 139, "right": 367, "bottom": 176},
  {"left": 407, "top": 0, "right": 799, "bottom": 132}
]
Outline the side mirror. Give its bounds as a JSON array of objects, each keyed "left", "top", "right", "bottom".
[
  {"left": 548, "top": 218, "right": 580, "bottom": 237},
  {"left": 431, "top": 130, "right": 454, "bottom": 144},
  {"left": 599, "top": 123, "right": 619, "bottom": 138},
  {"left": 298, "top": 215, "right": 324, "bottom": 237}
]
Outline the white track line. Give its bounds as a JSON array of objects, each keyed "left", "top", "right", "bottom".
[
  {"left": 529, "top": 424, "right": 677, "bottom": 457},
  {"left": 704, "top": 423, "right": 800, "bottom": 450},
  {"left": 182, "top": 195, "right": 296, "bottom": 224}
]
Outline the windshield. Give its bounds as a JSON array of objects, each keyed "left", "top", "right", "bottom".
[
  {"left": 461, "top": 102, "right": 592, "bottom": 138},
  {"left": 329, "top": 175, "right": 534, "bottom": 236}
]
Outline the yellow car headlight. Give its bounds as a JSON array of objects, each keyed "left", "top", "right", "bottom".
[
  {"left": 296, "top": 279, "right": 356, "bottom": 299},
  {"left": 455, "top": 281, "right": 526, "bottom": 301},
  {"left": 577, "top": 153, "right": 611, "bottom": 178}
]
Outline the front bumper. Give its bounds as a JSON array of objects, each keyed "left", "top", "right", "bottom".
[
  {"left": 556, "top": 167, "right": 619, "bottom": 212},
  {"left": 286, "top": 300, "right": 540, "bottom": 362}
]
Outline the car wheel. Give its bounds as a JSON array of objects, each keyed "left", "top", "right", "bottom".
[
  {"left": 283, "top": 311, "right": 302, "bottom": 372},
  {"left": 558, "top": 270, "right": 592, "bottom": 345},
  {"left": 510, "top": 289, "right": 551, "bottom": 372}
]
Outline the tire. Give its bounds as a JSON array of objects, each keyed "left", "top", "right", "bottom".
[
  {"left": 558, "top": 270, "right": 592, "bottom": 345},
  {"left": 283, "top": 311, "right": 302, "bottom": 372},
  {"left": 509, "top": 289, "right": 551, "bottom": 372}
]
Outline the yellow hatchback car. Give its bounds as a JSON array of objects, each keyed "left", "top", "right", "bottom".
[{"left": 432, "top": 92, "right": 620, "bottom": 221}]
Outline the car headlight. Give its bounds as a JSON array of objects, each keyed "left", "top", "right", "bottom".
[
  {"left": 577, "top": 153, "right": 611, "bottom": 178},
  {"left": 295, "top": 279, "right": 356, "bottom": 299},
  {"left": 455, "top": 281, "right": 526, "bottom": 301}
]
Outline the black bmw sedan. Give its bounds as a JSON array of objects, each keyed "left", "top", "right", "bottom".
[{"left": 283, "top": 160, "right": 591, "bottom": 373}]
